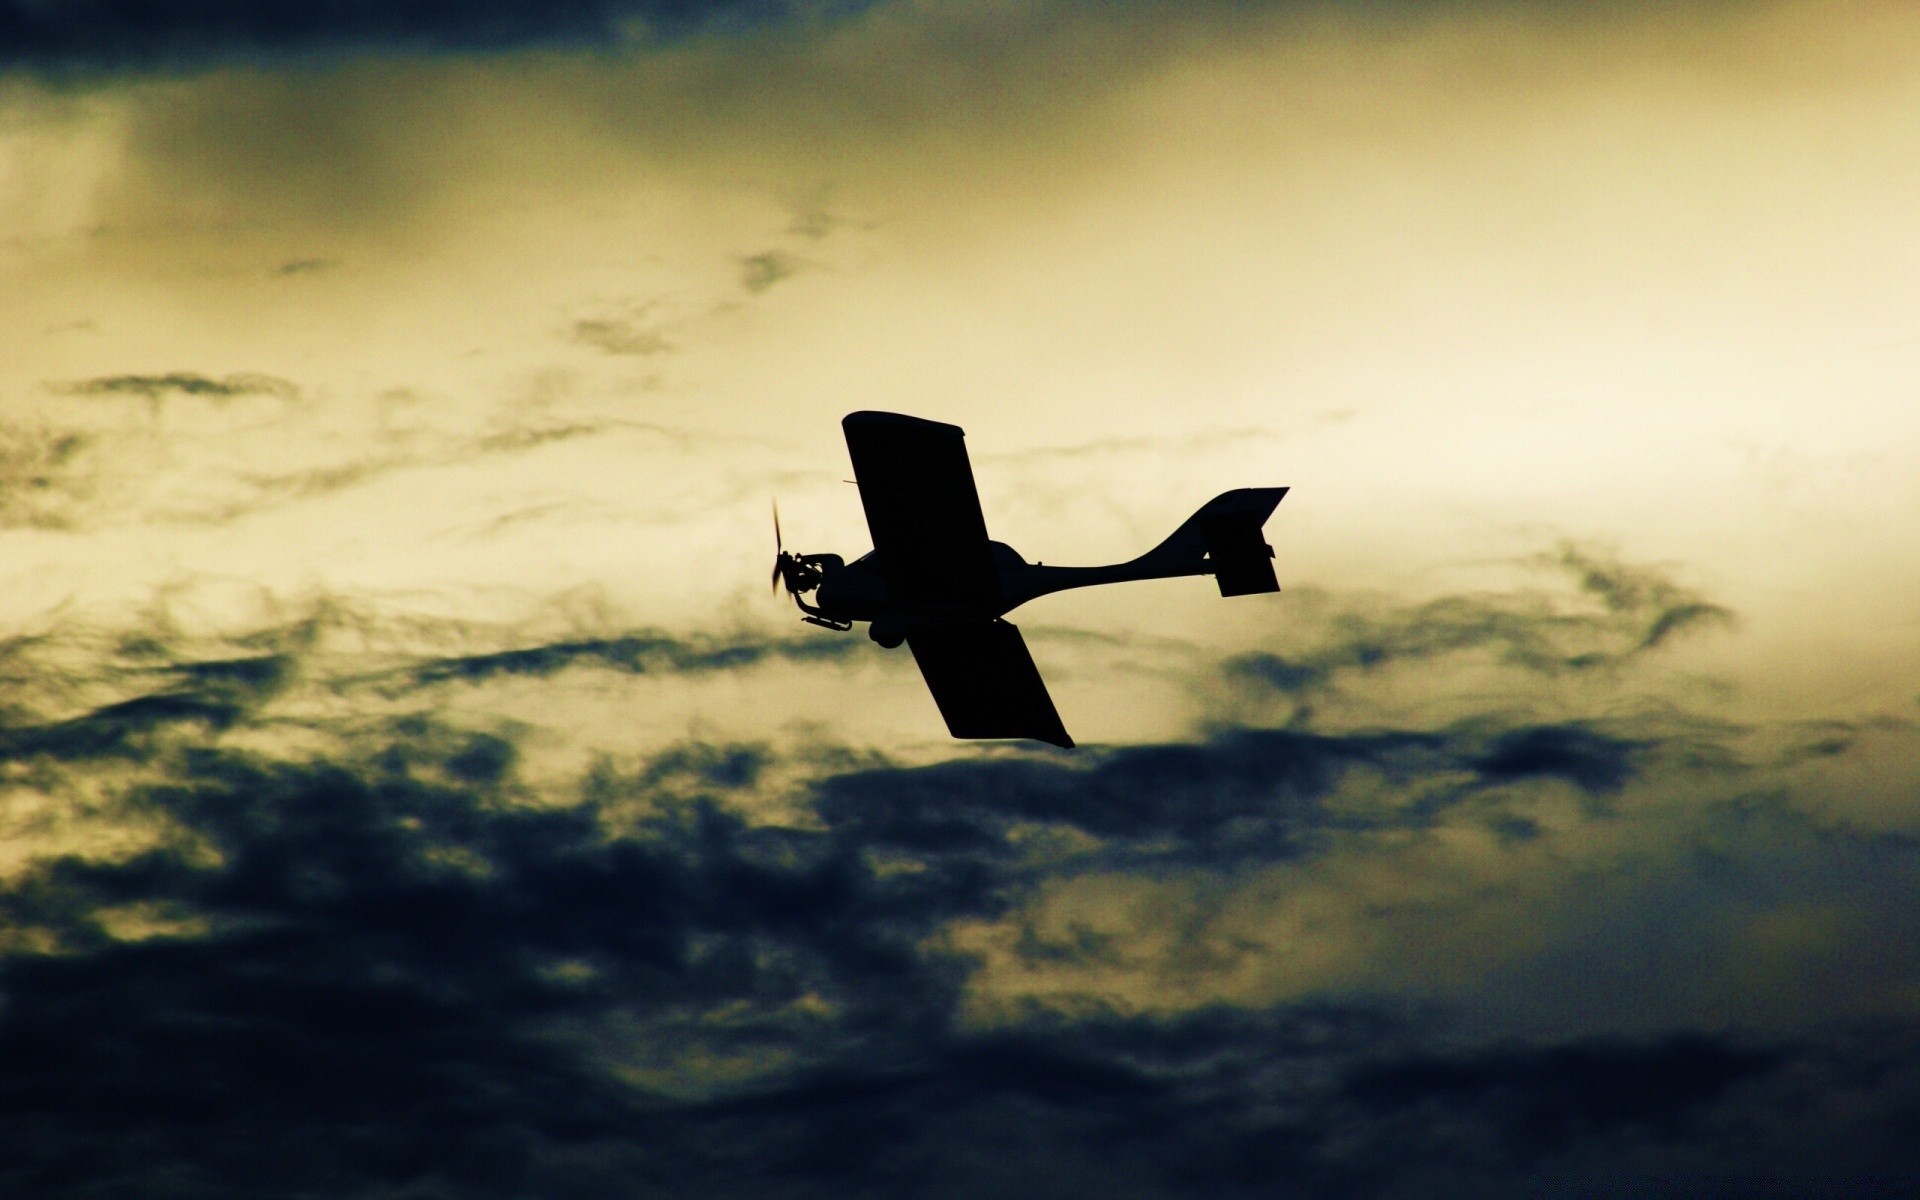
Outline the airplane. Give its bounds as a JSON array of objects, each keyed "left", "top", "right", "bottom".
[{"left": 772, "top": 410, "right": 1288, "bottom": 749}]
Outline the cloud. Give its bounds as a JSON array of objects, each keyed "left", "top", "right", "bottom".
[
  {"left": 0, "top": 421, "right": 90, "bottom": 530},
  {"left": 985, "top": 428, "right": 1282, "bottom": 467},
  {"left": 813, "top": 720, "right": 1654, "bottom": 886},
  {"left": 52, "top": 372, "right": 300, "bottom": 402},
  {"left": 0, "top": 639, "right": 290, "bottom": 762},
  {"left": 0, "top": 595, "right": 884, "bottom": 732},
  {"left": 738, "top": 249, "right": 809, "bottom": 295},
  {"left": 1342, "top": 1033, "right": 1783, "bottom": 1152},
  {"left": 0, "top": 696, "right": 996, "bottom": 1190},
  {"left": 1471, "top": 724, "right": 1639, "bottom": 795},
  {"left": 13, "top": 368, "right": 702, "bottom": 529},
  {"left": 404, "top": 628, "right": 869, "bottom": 687},
  {"left": 1223, "top": 545, "right": 1734, "bottom": 707},
  {"left": 46, "top": 0, "right": 1626, "bottom": 246},
  {"left": 0, "top": 0, "right": 859, "bottom": 71},
  {"left": 1, "top": 692, "right": 1915, "bottom": 1196},
  {"left": 1, "top": 550, "right": 1916, "bottom": 1195},
  {"left": 0, "top": 0, "right": 1785, "bottom": 76},
  {"left": 3, "top": 377, "right": 324, "bottom": 529},
  {"left": 273, "top": 256, "right": 337, "bottom": 275},
  {"left": 570, "top": 316, "right": 675, "bottom": 357}
]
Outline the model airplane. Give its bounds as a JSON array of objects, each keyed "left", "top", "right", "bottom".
[{"left": 773, "top": 411, "right": 1288, "bottom": 748}]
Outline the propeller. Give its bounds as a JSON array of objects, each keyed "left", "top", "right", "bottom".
[
  {"left": 770, "top": 501, "right": 818, "bottom": 597},
  {"left": 770, "top": 500, "right": 785, "bottom": 595}
]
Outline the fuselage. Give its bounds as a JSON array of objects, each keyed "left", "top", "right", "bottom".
[
  {"left": 795, "top": 540, "right": 1206, "bottom": 645},
  {"left": 782, "top": 485, "right": 1284, "bottom": 642}
]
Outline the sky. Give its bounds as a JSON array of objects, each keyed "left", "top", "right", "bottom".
[{"left": 1, "top": 0, "right": 1918, "bottom": 1194}]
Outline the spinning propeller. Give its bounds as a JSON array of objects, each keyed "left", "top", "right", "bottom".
[{"left": 770, "top": 501, "right": 818, "bottom": 596}]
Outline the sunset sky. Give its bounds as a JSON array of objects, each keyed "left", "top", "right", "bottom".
[{"left": 2, "top": 1, "right": 1918, "bottom": 1194}]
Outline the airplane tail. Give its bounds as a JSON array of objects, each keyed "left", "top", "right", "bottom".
[{"left": 1131, "top": 487, "right": 1289, "bottom": 596}]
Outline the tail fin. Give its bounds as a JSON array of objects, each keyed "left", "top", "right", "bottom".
[{"left": 1133, "top": 487, "right": 1288, "bottom": 597}]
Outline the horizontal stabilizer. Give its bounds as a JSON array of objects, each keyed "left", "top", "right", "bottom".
[
  {"left": 1202, "top": 504, "right": 1281, "bottom": 597},
  {"left": 1127, "top": 487, "right": 1287, "bottom": 593},
  {"left": 906, "top": 619, "right": 1073, "bottom": 748}
]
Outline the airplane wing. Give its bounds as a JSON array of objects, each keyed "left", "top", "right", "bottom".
[
  {"left": 906, "top": 619, "right": 1073, "bottom": 748},
  {"left": 842, "top": 411, "right": 1002, "bottom": 612}
]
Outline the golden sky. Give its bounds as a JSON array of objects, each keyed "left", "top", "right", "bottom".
[{"left": 1, "top": 1, "right": 1918, "bottom": 1193}]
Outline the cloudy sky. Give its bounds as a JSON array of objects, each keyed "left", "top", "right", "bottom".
[{"left": 2, "top": 0, "right": 1918, "bottom": 1194}]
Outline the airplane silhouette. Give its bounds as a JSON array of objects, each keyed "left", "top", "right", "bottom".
[{"left": 774, "top": 411, "right": 1288, "bottom": 748}]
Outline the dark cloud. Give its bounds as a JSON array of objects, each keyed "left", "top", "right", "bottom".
[
  {"left": 739, "top": 250, "right": 808, "bottom": 294},
  {"left": 0, "top": 609, "right": 880, "bottom": 739},
  {"left": 814, "top": 719, "right": 1654, "bottom": 879},
  {"left": 1, "top": 559, "right": 1916, "bottom": 1196},
  {"left": 1225, "top": 545, "right": 1733, "bottom": 701},
  {"left": 1552, "top": 548, "right": 1737, "bottom": 655},
  {"left": 0, "top": 421, "right": 90, "bottom": 530},
  {"left": 570, "top": 316, "right": 675, "bottom": 357},
  {"left": 0, "top": 0, "right": 860, "bottom": 71},
  {"left": 406, "top": 628, "right": 870, "bottom": 688},
  {"left": 818, "top": 728, "right": 1397, "bottom": 862},
  {"left": 51, "top": 371, "right": 301, "bottom": 401},
  {"left": 2, "top": 694, "right": 1916, "bottom": 1197},
  {"left": 0, "top": 0, "right": 1755, "bottom": 74},
  {"left": 0, "top": 700, "right": 991, "bottom": 1194},
  {"left": 274, "top": 256, "right": 337, "bottom": 275},
  {"left": 1471, "top": 724, "right": 1638, "bottom": 796},
  {"left": 55, "top": 0, "right": 1720, "bottom": 268},
  {"left": 1343, "top": 1034, "right": 1783, "bottom": 1155},
  {"left": 0, "top": 651, "right": 288, "bottom": 763},
  {"left": 9, "top": 367, "right": 692, "bottom": 529}
]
